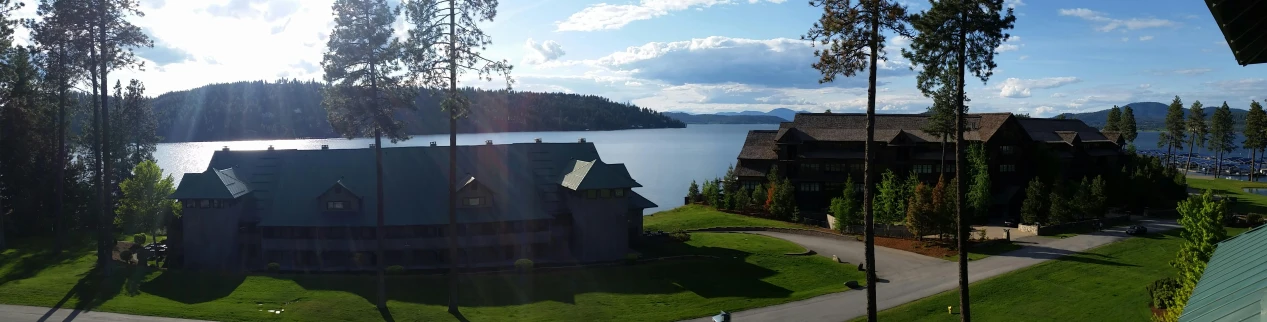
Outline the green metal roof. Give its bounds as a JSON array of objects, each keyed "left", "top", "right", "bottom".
[
  {"left": 1180, "top": 225, "right": 1267, "bottom": 322},
  {"left": 559, "top": 159, "right": 643, "bottom": 191},
  {"left": 169, "top": 168, "right": 251, "bottom": 199},
  {"left": 1205, "top": 0, "right": 1267, "bottom": 66},
  {"left": 185, "top": 142, "right": 648, "bottom": 227}
]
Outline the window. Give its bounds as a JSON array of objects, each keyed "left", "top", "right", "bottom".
[
  {"left": 1001, "top": 145, "right": 1016, "bottom": 155},
  {"left": 614, "top": 189, "right": 626, "bottom": 197},
  {"left": 825, "top": 164, "right": 845, "bottom": 172},
  {"left": 327, "top": 201, "right": 346, "bottom": 210},
  {"left": 800, "top": 163, "right": 821, "bottom": 173},
  {"left": 855, "top": 184, "right": 865, "bottom": 192},
  {"left": 799, "top": 182, "right": 821, "bottom": 192},
  {"left": 938, "top": 165, "right": 955, "bottom": 173},
  {"left": 849, "top": 163, "right": 865, "bottom": 172},
  {"left": 601, "top": 189, "right": 612, "bottom": 198},
  {"left": 465, "top": 197, "right": 483, "bottom": 206},
  {"left": 586, "top": 190, "right": 598, "bottom": 199},
  {"left": 826, "top": 182, "right": 843, "bottom": 192},
  {"left": 213, "top": 200, "right": 224, "bottom": 208},
  {"left": 1000, "top": 164, "right": 1017, "bottom": 172},
  {"left": 200, "top": 199, "right": 210, "bottom": 208},
  {"left": 184, "top": 201, "right": 192, "bottom": 208},
  {"left": 743, "top": 181, "right": 759, "bottom": 190},
  {"left": 914, "top": 165, "right": 934, "bottom": 174}
]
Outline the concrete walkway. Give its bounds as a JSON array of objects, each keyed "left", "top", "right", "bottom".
[
  {"left": 685, "top": 218, "right": 1180, "bottom": 322},
  {"left": 0, "top": 304, "right": 213, "bottom": 322},
  {"left": 746, "top": 231, "right": 945, "bottom": 282}
]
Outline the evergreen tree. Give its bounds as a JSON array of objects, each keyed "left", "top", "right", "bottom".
[
  {"left": 687, "top": 180, "right": 700, "bottom": 203},
  {"left": 873, "top": 170, "right": 899, "bottom": 234},
  {"left": 1048, "top": 183, "right": 1071, "bottom": 224},
  {"left": 1161, "top": 190, "right": 1227, "bottom": 322},
  {"left": 903, "top": 1, "right": 1014, "bottom": 316},
  {"left": 322, "top": 0, "right": 414, "bottom": 308},
  {"left": 1121, "top": 105, "right": 1139, "bottom": 145},
  {"left": 804, "top": 1, "right": 910, "bottom": 313},
  {"left": 1163, "top": 96, "right": 1186, "bottom": 166},
  {"left": 736, "top": 186, "right": 752, "bottom": 210},
  {"left": 1072, "top": 177, "right": 1091, "bottom": 220},
  {"left": 966, "top": 142, "right": 990, "bottom": 223},
  {"left": 831, "top": 176, "right": 860, "bottom": 233},
  {"left": 752, "top": 183, "right": 767, "bottom": 209},
  {"left": 1089, "top": 176, "right": 1107, "bottom": 219},
  {"left": 1184, "top": 101, "right": 1208, "bottom": 175},
  {"left": 905, "top": 182, "right": 933, "bottom": 241},
  {"left": 401, "top": 0, "right": 514, "bottom": 312},
  {"left": 1244, "top": 101, "right": 1266, "bottom": 181},
  {"left": 1104, "top": 106, "right": 1122, "bottom": 132},
  {"left": 723, "top": 164, "right": 738, "bottom": 201},
  {"left": 1020, "top": 178, "right": 1046, "bottom": 224},
  {"left": 924, "top": 84, "right": 957, "bottom": 173},
  {"left": 1209, "top": 102, "right": 1236, "bottom": 176},
  {"left": 930, "top": 175, "right": 954, "bottom": 240}
]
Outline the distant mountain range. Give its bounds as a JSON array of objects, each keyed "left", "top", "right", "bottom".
[
  {"left": 1059, "top": 102, "right": 1249, "bottom": 131},
  {"left": 665, "top": 108, "right": 810, "bottom": 124}
]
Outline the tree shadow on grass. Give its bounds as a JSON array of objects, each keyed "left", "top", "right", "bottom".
[
  {"left": 289, "top": 242, "right": 793, "bottom": 308},
  {"left": 35, "top": 262, "right": 152, "bottom": 321},
  {"left": 0, "top": 237, "right": 97, "bottom": 287},
  {"left": 139, "top": 269, "right": 246, "bottom": 304},
  {"left": 995, "top": 246, "right": 1137, "bottom": 267}
]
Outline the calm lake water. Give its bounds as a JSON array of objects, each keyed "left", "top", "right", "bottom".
[
  {"left": 1132, "top": 131, "right": 1255, "bottom": 158},
  {"left": 154, "top": 124, "right": 778, "bottom": 214}
]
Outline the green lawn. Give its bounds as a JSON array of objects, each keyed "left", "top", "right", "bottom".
[
  {"left": 859, "top": 227, "right": 1249, "bottom": 322},
  {"left": 0, "top": 232, "right": 862, "bottom": 322},
  {"left": 644, "top": 205, "right": 813, "bottom": 231},
  {"left": 946, "top": 241, "right": 1024, "bottom": 262},
  {"left": 1187, "top": 177, "right": 1267, "bottom": 214}
]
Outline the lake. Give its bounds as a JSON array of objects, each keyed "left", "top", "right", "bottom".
[
  {"left": 154, "top": 124, "right": 778, "bottom": 214},
  {"left": 1132, "top": 131, "right": 1256, "bottom": 158}
]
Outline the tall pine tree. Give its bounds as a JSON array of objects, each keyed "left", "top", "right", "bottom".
[
  {"left": 1185, "top": 101, "right": 1208, "bottom": 175},
  {"left": 1121, "top": 105, "right": 1138, "bottom": 146},
  {"left": 1209, "top": 102, "right": 1236, "bottom": 176},
  {"left": 1104, "top": 106, "right": 1121, "bottom": 132},
  {"left": 401, "top": 0, "right": 513, "bottom": 313},
  {"left": 804, "top": 1, "right": 909, "bottom": 318},
  {"left": 1244, "top": 101, "right": 1266, "bottom": 181},
  {"left": 321, "top": 0, "right": 414, "bottom": 309},
  {"left": 1164, "top": 96, "right": 1186, "bottom": 167},
  {"left": 904, "top": 1, "right": 1014, "bottom": 319}
]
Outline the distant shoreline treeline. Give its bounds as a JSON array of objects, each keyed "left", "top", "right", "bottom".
[{"left": 107, "top": 80, "right": 684, "bottom": 143}]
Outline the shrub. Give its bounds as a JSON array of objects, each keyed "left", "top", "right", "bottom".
[
  {"left": 386, "top": 265, "right": 405, "bottom": 275},
  {"left": 624, "top": 252, "right": 641, "bottom": 265},
  {"left": 668, "top": 231, "right": 691, "bottom": 242},
  {"left": 1147, "top": 277, "right": 1181, "bottom": 308},
  {"left": 514, "top": 259, "right": 534, "bottom": 272},
  {"left": 119, "top": 250, "right": 135, "bottom": 264},
  {"left": 267, "top": 262, "right": 280, "bottom": 272},
  {"left": 132, "top": 234, "right": 147, "bottom": 245},
  {"left": 1249, "top": 213, "right": 1265, "bottom": 226}
]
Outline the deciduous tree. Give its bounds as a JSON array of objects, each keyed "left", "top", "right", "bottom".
[
  {"left": 401, "top": 0, "right": 514, "bottom": 312},
  {"left": 116, "top": 160, "right": 175, "bottom": 245},
  {"left": 903, "top": 0, "right": 1015, "bottom": 317},
  {"left": 1161, "top": 190, "right": 1227, "bottom": 322},
  {"left": 321, "top": 0, "right": 414, "bottom": 309}
]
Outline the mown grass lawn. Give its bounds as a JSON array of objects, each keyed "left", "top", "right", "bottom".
[
  {"left": 946, "top": 241, "right": 1024, "bottom": 262},
  {"left": 1187, "top": 177, "right": 1267, "bottom": 214},
  {"left": 644, "top": 205, "right": 813, "bottom": 231},
  {"left": 857, "top": 226, "right": 1248, "bottom": 322},
  {"left": 0, "top": 232, "right": 862, "bottom": 322}
]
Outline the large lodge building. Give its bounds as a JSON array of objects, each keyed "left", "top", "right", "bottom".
[{"left": 735, "top": 112, "right": 1126, "bottom": 222}]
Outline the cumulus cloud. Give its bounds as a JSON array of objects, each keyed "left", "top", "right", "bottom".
[
  {"left": 1176, "top": 68, "right": 1212, "bottom": 75},
  {"left": 556, "top": 0, "right": 785, "bottom": 32},
  {"left": 1139, "top": 35, "right": 1154, "bottom": 41},
  {"left": 591, "top": 36, "right": 910, "bottom": 88},
  {"left": 1058, "top": 8, "right": 1176, "bottom": 32},
  {"left": 657, "top": 83, "right": 814, "bottom": 105},
  {"left": 996, "top": 36, "right": 1022, "bottom": 53},
  {"left": 997, "top": 77, "right": 1081, "bottom": 98},
  {"left": 206, "top": 0, "right": 300, "bottom": 22},
  {"left": 1005, "top": 0, "right": 1025, "bottom": 9},
  {"left": 522, "top": 39, "right": 567, "bottom": 65}
]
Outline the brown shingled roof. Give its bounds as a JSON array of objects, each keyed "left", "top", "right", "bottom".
[
  {"left": 1056, "top": 131, "right": 1080, "bottom": 144},
  {"left": 1016, "top": 118, "right": 1110, "bottom": 143},
  {"left": 739, "top": 130, "right": 779, "bottom": 160},
  {"left": 772, "top": 113, "right": 1000, "bottom": 142}
]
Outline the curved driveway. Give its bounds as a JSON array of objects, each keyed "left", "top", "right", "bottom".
[{"left": 686, "top": 218, "right": 1180, "bottom": 322}]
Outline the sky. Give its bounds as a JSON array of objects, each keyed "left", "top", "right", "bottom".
[{"left": 14, "top": 0, "right": 1264, "bottom": 117}]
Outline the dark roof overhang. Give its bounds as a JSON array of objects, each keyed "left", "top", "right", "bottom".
[{"left": 1206, "top": 0, "right": 1267, "bottom": 65}]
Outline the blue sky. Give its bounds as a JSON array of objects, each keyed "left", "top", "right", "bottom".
[{"left": 17, "top": 0, "right": 1262, "bottom": 117}]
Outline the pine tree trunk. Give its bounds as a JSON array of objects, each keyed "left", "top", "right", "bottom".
[
  {"left": 1186, "top": 136, "right": 1195, "bottom": 175},
  {"left": 1250, "top": 148, "right": 1256, "bottom": 182},
  {"left": 862, "top": 6, "right": 880, "bottom": 321},
  {"left": 54, "top": 47, "right": 67, "bottom": 254},
  {"left": 90, "top": 55, "right": 105, "bottom": 270},
  {"left": 102, "top": 59, "right": 113, "bottom": 276},
  {"left": 446, "top": 0, "right": 460, "bottom": 314},
  {"left": 375, "top": 129, "right": 386, "bottom": 309},
  {"left": 955, "top": 10, "right": 971, "bottom": 321}
]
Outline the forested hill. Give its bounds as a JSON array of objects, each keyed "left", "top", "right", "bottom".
[
  {"left": 1059, "top": 101, "right": 1249, "bottom": 130},
  {"left": 152, "top": 80, "right": 685, "bottom": 143}
]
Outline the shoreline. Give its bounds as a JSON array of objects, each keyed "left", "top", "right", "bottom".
[{"left": 154, "top": 123, "right": 773, "bottom": 145}]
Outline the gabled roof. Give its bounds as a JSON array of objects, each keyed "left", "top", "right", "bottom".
[
  {"left": 321, "top": 180, "right": 361, "bottom": 200},
  {"left": 738, "top": 130, "right": 779, "bottom": 160},
  {"left": 1055, "top": 131, "right": 1081, "bottom": 145},
  {"left": 169, "top": 168, "right": 251, "bottom": 199},
  {"left": 1016, "top": 118, "right": 1110, "bottom": 143},
  {"left": 629, "top": 191, "right": 658, "bottom": 209},
  {"left": 191, "top": 143, "right": 617, "bottom": 227},
  {"left": 1179, "top": 225, "right": 1267, "bottom": 322},
  {"left": 768, "top": 113, "right": 1011, "bottom": 143},
  {"left": 560, "top": 159, "right": 643, "bottom": 191}
]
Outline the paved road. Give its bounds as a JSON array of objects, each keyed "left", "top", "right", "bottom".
[
  {"left": 0, "top": 304, "right": 213, "bottom": 322},
  {"left": 746, "top": 231, "right": 944, "bottom": 281},
  {"left": 685, "top": 218, "right": 1180, "bottom": 322}
]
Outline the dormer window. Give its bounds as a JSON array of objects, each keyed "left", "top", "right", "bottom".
[
  {"left": 465, "top": 197, "right": 483, "bottom": 206},
  {"left": 615, "top": 189, "right": 626, "bottom": 197},
  {"left": 601, "top": 189, "right": 612, "bottom": 198},
  {"left": 586, "top": 190, "right": 598, "bottom": 199},
  {"left": 200, "top": 200, "right": 210, "bottom": 208},
  {"left": 327, "top": 201, "right": 347, "bottom": 210}
]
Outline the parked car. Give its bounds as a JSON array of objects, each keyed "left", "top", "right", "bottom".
[
  {"left": 713, "top": 311, "right": 730, "bottom": 322},
  {"left": 1126, "top": 225, "right": 1148, "bottom": 235}
]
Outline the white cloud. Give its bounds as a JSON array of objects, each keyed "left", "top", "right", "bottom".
[
  {"left": 1058, "top": 8, "right": 1176, "bottom": 32},
  {"left": 997, "top": 77, "right": 1081, "bottom": 98},
  {"left": 1005, "top": 0, "right": 1025, "bottom": 9},
  {"left": 556, "top": 0, "right": 785, "bottom": 32},
  {"left": 1139, "top": 84, "right": 1151, "bottom": 89},
  {"left": 995, "top": 35, "right": 1022, "bottom": 52},
  {"left": 1121, "top": 37, "right": 1130, "bottom": 42},
  {"left": 1139, "top": 35, "right": 1154, "bottom": 41},
  {"left": 1018, "top": 55, "right": 1029, "bottom": 60},
  {"left": 522, "top": 39, "right": 567, "bottom": 65},
  {"left": 1051, "top": 93, "right": 1067, "bottom": 98},
  {"left": 583, "top": 36, "right": 912, "bottom": 88},
  {"left": 1175, "top": 68, "right": 1213, "bottom": 75}
]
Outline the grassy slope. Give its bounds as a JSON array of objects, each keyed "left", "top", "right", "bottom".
[
  {"left": 1187, "top": 177, "right": 1267, "bottom": 214},
  {"left": 947, "top": 242, "right": 1024, "bottom": 262},
  {"left": 644, "top": 205, "right": 812, "bottom": 231},
  {"left": 0, "top": 233, "right": 862, "bottom": 322}
]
